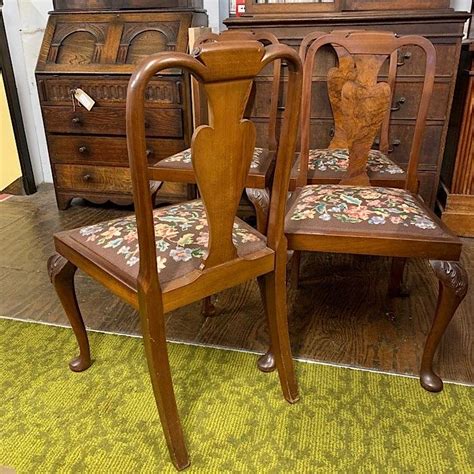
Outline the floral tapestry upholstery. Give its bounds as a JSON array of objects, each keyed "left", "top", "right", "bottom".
[
  {"left": 305, "top": 148, "right": 405, "bottom": 181},
  {"left": 155, "top": 147, "right": 267, "bottom": 171},
  {"left": 286, "top": 185, "right": 449, "bottom": 239},
  {"left": 70, "top": 200, "right": 268, "bottom": 285}
]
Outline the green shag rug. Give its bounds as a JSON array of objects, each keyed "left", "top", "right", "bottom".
[{"left": 0, "top": 318, "right": 472, "bottom": 473}]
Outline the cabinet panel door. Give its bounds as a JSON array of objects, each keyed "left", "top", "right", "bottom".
[
  {"left": 47, "top": 21, "right": 109, "bottom": 65},
  {"left": 118, "top": 21, "right": 181, "bottom": 64}
]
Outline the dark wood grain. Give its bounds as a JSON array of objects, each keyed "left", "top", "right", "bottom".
[{"left": 1, "top": 184, "right": 472, "bottom": 385}]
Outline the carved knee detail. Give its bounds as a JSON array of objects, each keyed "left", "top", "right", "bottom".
[
  {"left": 48, "top": 253, "right": 69, "bottom": 283},
  {"left": 420, "top": 260, "right": 468, "bottom": 392},
  {"left": 430, "top": 260, "right": 468, "bottom": 299},
  {"left": 246, "top": 187, "right": 270, "bottom": 234}
]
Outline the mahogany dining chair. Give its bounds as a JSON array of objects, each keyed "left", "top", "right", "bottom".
[
  {"left": 289, "top": 30, "right": 407, "bottom": 190},
  {"left": 258, "top": 31, "right": 468, "bottom": 393},
  {"left": 151, "top": 30, "right": 284, "bottom": 317},
  {"left": 150, "top": 29, "right": 282, "bottom": 235},
  {"left": 48, "top": 40, "right": 302, "bottom": 470}
]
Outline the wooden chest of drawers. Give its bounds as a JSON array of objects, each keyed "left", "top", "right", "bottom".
[
  {"left": 36, "top": 9, "right": 207, "bottom": 209},
  {"left": 226, "top": 8, "right": 470, "bottom": 207}
]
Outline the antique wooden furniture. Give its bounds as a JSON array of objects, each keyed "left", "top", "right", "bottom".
[
  {"left": 149, "top": 30, "right": 282, "bottom": 234},
  {"left": 258, "top": 32, "right": 468, "bottom": 393},
  {"left": 438, "top": 40, "right": 474, "bottom": 237},
  {"left": 36, "top": 2, "right": 207, "bottom": 209},
  {"left": 288, "top": 30, "right": 406, "bottom": 189},
  {"left": 47, "top": 40, "right": 302, "bottom": 469},
  {"left": 226, "top": 2, "right": 471, "bottom": 207}
]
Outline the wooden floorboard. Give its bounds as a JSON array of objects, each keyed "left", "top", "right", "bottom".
[{"left": 1, "top": 184, "right": 472, "bottom": 384}]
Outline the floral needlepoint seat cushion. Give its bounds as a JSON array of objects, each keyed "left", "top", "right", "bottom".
[
  {"left": 156, "top": 147, "right": 267, "bottom": 171},
  {"left": 69, "top": 200, "right": 268, "bottom": 286},
  {"left": 285, "top": 185, "right": 451, "bottom": 240},
  {"left": 292, "top": 148, "right": 406, "bottom": 183}
]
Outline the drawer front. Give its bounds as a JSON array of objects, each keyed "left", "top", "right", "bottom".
[
  {"left": 258, "top": 43, "right": 458, "bottom": 79},
  {"left": 38, "top": 76, "right": 183, "bottom": 107},
  {"left": 303, "top": 121, "right": 443, "bottom": 168},
  {"left": 255, "top": 118, "right": 442, "bottom": 169},
  {"left": 379, "top": 43, "right": 458, "bottom": 78},
  {"left": 253, "top": 79, "right": 450, "bottom": 122},
  {"left": 48, "top": 135, "right": 185, "bottom": 164},
  {"left": 389, "top": 81, "right": 451, "bottom": 121},
  {"left": 54, "top": 164, "right": 133, "bottom": 193},
  {"left": 43, "top": 106, "right": 183, "bottom": 138},
  {"left": 382, "top": 123, "right": 443, "bottom": 168},
  {"left": 252, "top": 78, "right": 334, "bottom": 119}
]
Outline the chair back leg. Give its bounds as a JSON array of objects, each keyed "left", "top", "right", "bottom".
[
  {"left": 138, "top": 288, "right": 189, "bottom": 470},
  {"left": 258, "top": 247, "right": 299, "bottom": 403},
  {"left": 387, "top": 257, "right": 410, "bottom": 298}
]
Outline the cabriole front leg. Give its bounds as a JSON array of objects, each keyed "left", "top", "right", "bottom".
[
  {"left": 47, "top": 253, "right": 91, "bottom": 372},
  {"left": 420, "top": 260, "right": 468, "bottom": 392}
]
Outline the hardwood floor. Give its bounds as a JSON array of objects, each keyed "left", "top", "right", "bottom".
[{"left": 1, "top": 184, "right": 472, "bottom": 384}]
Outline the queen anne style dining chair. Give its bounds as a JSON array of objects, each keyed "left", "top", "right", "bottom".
[
  {"left": 150, "top": 30, "right": 282, "bottom": 235},
  {"left": 258, "top": 31, "right": 468, "bottom": 393},
  {"left": 289, "top": 30, "right": 407, "bottom": 190},
  {"left": 47, "top": 40, "right": 302, "bottom": 470}
]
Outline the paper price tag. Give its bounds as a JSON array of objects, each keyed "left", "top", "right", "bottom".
[{"left": 74, "top": 88, "right": 95, "bottom": 111}]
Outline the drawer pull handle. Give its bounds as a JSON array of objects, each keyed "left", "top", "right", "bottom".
[
  {"left": 78, "top": 146, "right": 88, "bottom": 154},
  {"left": 277, "top": 106, "right": 285, "bottom": 111},
  {"left": 397, "top": 51, "right": 412, "bottom": 67},
  {"left": 83, "top": 174, "right": 92, "bottom": 182},
  {"left": 388, "top": 139, "right": 401, "bottom": 154},
  {"left": 72, "top": 117, "right": 81, "bottom": 124},
  {"left": 146, "top": 148, "right": 153, "bottom": 157},
  {"left": 391, "top": 97, "right": 406, "bottom": 112},
  {"left": 329, "top": 127, "right": 335, "bottom": 138}
]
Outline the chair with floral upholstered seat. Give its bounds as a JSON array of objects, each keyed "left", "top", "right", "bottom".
[
  {"left": 150, "top": 30, "right": 282, "bottom": 235},
  {"left": 288, "top": 30, "right": 407, "bottom": 190},
  {"left": 258, "top": 31, "right": 469, "bottom": 394},
  {"left": 48, "top": 40, "right": 302, "bottom": 470}
]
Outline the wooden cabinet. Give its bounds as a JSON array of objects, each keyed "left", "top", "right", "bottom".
[
  {"left": 226, "top": 6, "right": 470, "bottom": 207},
  {"left": 37, "top": 8, "right": 207, "bottom": 209}
]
